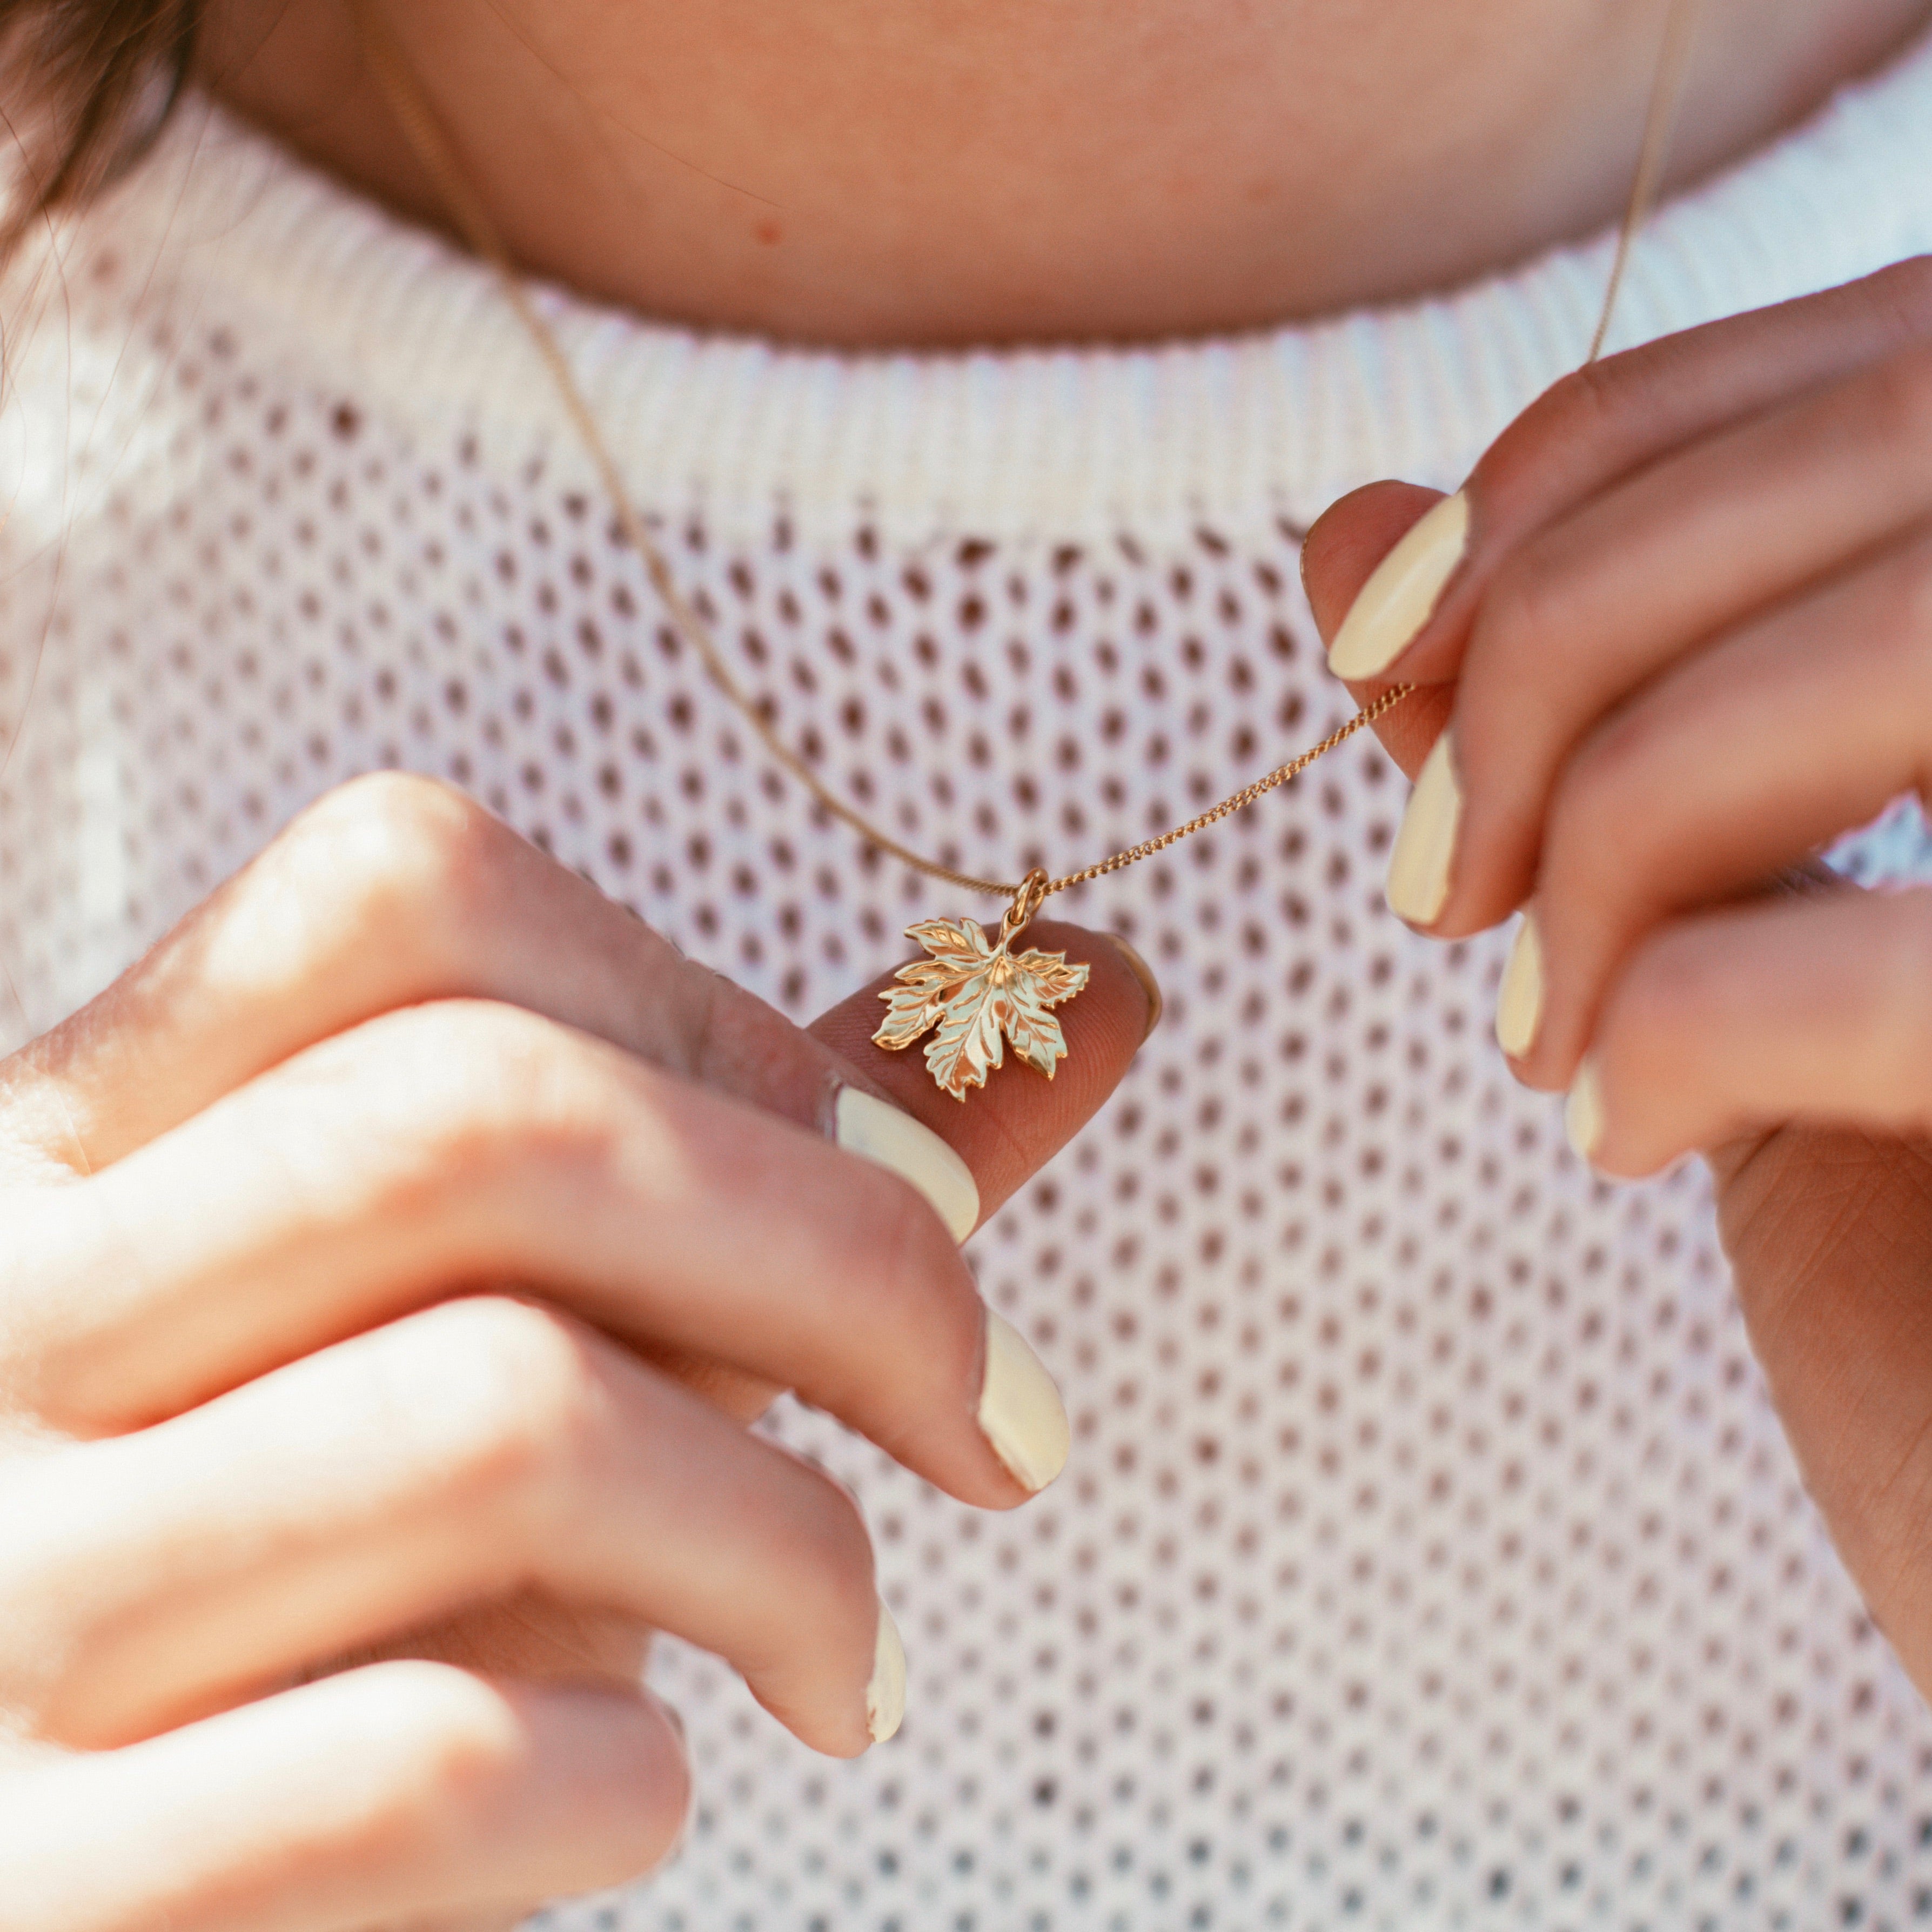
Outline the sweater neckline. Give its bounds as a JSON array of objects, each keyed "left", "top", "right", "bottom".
[{"left": 85, "top": 29, "right": 1932, "bottom": 548}]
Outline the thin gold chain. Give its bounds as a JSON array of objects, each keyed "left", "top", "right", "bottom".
[
  {"left": 348, "top": 0, "right": 1410, "bottom": 904},
  {"left": 1590, "top": 0, "right": 1702, "bottom": 366},
  {"left": 1043, "top": 682, "right": 1412, "bottom": 892},
  {"left": 350, "top": 0, "right": 1691, "bottom": 908}
]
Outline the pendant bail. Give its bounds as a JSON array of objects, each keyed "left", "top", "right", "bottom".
[{"left": 999, "top": 867, "right": 1052, "bottom": 946}]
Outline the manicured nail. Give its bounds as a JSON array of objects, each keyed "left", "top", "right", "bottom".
[
  {"left": 1106, "top": 934, "right": 1164, "bottom": 1041},
  {"left": 1386, "top": 731, "right": 1462, "bottom": 928},
  {"left": 1565, "top": 1060, "right": 1606, "bottom": 1164},
  {"left": 976, "top": 1310, "right": 1070, "bottom": 1493},
  {"left": 1495, "top": 911, "right": 1544, "bottom": 1059},
  {"left": 866, "top": 1599, "right": 907, "bottom": 1743},
  {"left": 835, "top": 1087, "right": 979, "bottom": 1243},
  {"left": 1326, "top": 489, "right": 1470, "bottom": 679}
]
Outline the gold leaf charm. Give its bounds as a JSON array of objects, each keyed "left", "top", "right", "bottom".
[{"left": 873, "top": 874, "right": 1089, "bottom": 1101}]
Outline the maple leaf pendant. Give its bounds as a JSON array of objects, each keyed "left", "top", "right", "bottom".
[{"left": 873, "top": 871, "right": 1090, "bottom": 1101}]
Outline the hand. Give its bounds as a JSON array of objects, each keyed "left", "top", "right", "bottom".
[
  {"left": 0, "top": 773, "right": 1153, "bottom": 1930},
  {"left": 1301, "top": 256, "right": 1932, "bottom": 1701}
]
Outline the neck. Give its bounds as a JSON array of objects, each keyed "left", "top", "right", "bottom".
[{"left": 200, "top": 0, "right": 1932, "bottom": 349}]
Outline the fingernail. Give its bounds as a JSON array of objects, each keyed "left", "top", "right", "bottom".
[
  {"left": 1495, "top": 911, "right": 1544, "bottom": 1059},
  {"left": 866, "top": 1599, "right": 907, "bottom": 1744},
  {"left": 1106, "top": 934, "right": 1164, "bottom": 1041},
  {"left": 976, "top": 1310, "right": 1070, "bottom": 1493},
  {"left": 1565, "top": 1059, "right": 1606, "bottom": 1164},
  {"left": 835, "top": 1087, "right": 979, "bottom": 1243},
  {"left": 1386, "top": 731, "right": 1462, "bottom": 928},
  {"left": 1326, "top": 489, "right": 1470, "bottom": 679}
]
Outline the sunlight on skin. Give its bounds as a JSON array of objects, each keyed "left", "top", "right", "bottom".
[{"left": 199, "top": 0, "right": 1932, "bottom": 346}]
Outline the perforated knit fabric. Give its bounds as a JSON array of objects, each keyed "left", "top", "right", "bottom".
[{"left": 7, "top": 36, "right": 1932, "bottom": 1931}]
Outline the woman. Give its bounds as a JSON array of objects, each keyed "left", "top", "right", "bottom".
[{"left": 4, "top": 0, "right": 1932, "bottom": 1923}]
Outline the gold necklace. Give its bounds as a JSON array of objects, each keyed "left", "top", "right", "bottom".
[{"left": 348, "top": 0, "right": 1695, "bottom": 1099}]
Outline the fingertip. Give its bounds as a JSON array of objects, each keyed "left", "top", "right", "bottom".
[
  {"left": 865, "top": 1600, "right": 907, "bottom": 1744},
  {"left": 976, "top": 1309, "right": 1071, "bottom": 1497},
  {"left": 1303, "top": 484, "right": 1460, "bottom": 783},
  {"left": 1564, "top": 1059, "right": 1607, "bottom": 1168},
  {"left": 1303, "top": 481, "right": 1450, "bottom": 647},
  {"left": 809, "top": 918, "right": 1152, "bottom": 1219},
  {"left": 834, "top": 1085, "right": 981, "bottom": 1240},
  {"left": 1325, "top": 490, "right": 1470, "bottom": 682}
]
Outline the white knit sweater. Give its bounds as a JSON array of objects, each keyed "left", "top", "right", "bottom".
[{"left": 6, "top": 31, "right": 1932, "bottom": 1929}]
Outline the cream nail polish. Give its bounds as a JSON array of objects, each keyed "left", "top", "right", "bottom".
[
  {"left": 1326, "top": 489, "right": 1470, "bottom": 679},
  {"left": 866, "top": 1599, "right": 907, "bottom": 1743},
  {"left": 1495, "top": 912, "right": 1544, "bottom": 1059},
  {"left": 1565, "top": 1061, "right": 1606, "bottom": 1164},
  {"left": 835, "top": 1087, "right": 980, "bottom": 1243},
  {"left": 976, "top": 1310, "right": 1070, "bottom": 1494},
  {"left": 1386, "top": 732, "right": 1462, "bottom": 928}
]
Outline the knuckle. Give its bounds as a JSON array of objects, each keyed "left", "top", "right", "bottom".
[
  {"left": 370, "top": 1661, "right": 686, "bottom": 1884},
  {"left": 1513, "top": 338, "right": 1687, "bottom": 468},
  {"left": 0, "top": 1460, "right": 104, "bottom": 1726},
  {"left": 1542, "top": 709, "right": 1656, "bottom": 891},
  {"left": 1515, "top": 357, "right": 1625, "bottom": 462},
  {"left": 351, "top": 999, "right": 627, "bottom": 1196},
  {"left": 378, "top": 1297, "right": 607, "bottom": 1507},
  {"left": 278, "top": 770, "right": 499, "bottom": 945},
  {"left": 1469, "top": 542, "right": 1573, "bottom": 692},
  {"left": 357, "top": 1659, "right": 527, "bottom": 1817}
]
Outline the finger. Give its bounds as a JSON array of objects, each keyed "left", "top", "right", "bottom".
[
  {"left": 1310, "top": 257, "right": 1932, "bottom": 694},
  {"left": 3, "top": 772, "right": 1154, "bottom": 1279},
  {"left": 1501, "top": 529, "right": 1932, "bottom": 1089},
  {"left": 17, "top": 1002, "right": 1062, "bottom": 1507},
  {"left": 9, "top": 1298, "right": 895, "bottom": 1756},
  {"left": 660, "top": 915, "right": 1154, "bottom": 1426},
  {"left": 809, "top": 918, "right": 1158, "bottom": 1218},
  {"left": 0, "top": 1662, "right": 687, "bottom": 1932},
  {"left": 1301, "top": 481, "right": 1446, "bottom": 647},
  {"left": 1424, "top": 338, "right": 1932, "bottom": 935},
  {"left": 467, "top": 915, "right": 1157, "bottom": 1434},
  {"left": 1299, "top": 481, "right": 1455, "bottom": 779},
  {"left": 1554, "top": 885, "right": 1932, "bottom": 1178},
  {"left": 0, "top": 770, "right": 877, "bottom": 1165}
]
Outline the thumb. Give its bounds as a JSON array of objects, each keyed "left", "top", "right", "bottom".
[
  {"left": 1302, "top": 481, "right": 1455, "bottom": 781},
  {"left": 810, "top": 921, "right": 1158, "bottom": 1226},
  {"left": 633, "top": 920, "right": 1153, "bottom": 1430}
]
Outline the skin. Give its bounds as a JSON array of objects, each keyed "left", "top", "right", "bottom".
[
  {"left": 13, "top": 3, "right": 1932, "bottom": 1923},
  {"left": 199, "top": 0, "right": 1932, "bottom": 347}
]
